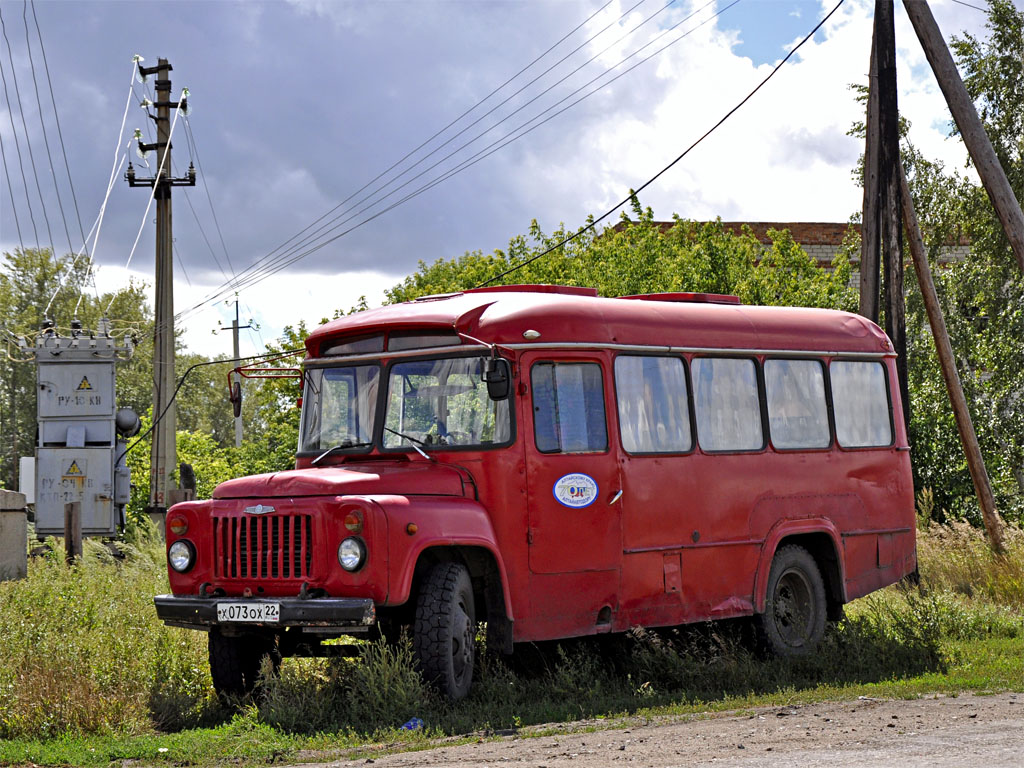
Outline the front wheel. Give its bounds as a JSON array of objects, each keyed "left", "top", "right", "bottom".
[
  {"left": 413, "top": 562, "right": 476, "bottom": 700},
  {"left": 208, "top": 629, "right": 279, "bottom": 702},
  {"left": 757, "top": 545, "right": 826, "bottom": 657}
]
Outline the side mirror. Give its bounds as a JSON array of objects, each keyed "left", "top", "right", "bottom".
[
  {"left": 482, "top": 357, "right": 511, "bottom": 401},
  {"left": 230, "top": 380, "right": 242, "bottom": 418}
]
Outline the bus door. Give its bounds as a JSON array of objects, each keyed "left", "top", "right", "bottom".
[
  {"left": 521, "top": 351, "right": 622, "bottom": 638},
  {"left": 611, "top": 354, "right": 699, "bottom": 629}
]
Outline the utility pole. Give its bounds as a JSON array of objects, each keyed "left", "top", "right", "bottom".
[
  {"left": 125, "top": 58, "right": 195, "bottom": 519},
  {"left": 904, "top": 0, "right": 1024, "bottom": 274},
  {"left": 861, "top": 2, "right": 909, "bottom": 436},
  {"left": 216, "top": 298, "right": 253, "bottom": 447},
  {"left": 898, "top": 163, "right": 1004, "bottom": 554}
]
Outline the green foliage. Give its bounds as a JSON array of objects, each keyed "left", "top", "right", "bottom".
[
  {"left": 892, "top": 0, "right": 1024, "bottom": 524},
  {"left": 386, "top": 199, "right": 855, "bottom": 312},
  {"left": 0, "top": 248, "right": 152, "bottom": 491}
]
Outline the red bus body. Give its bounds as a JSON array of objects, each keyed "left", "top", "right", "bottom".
[{"left": 156, "top": 286, "right": 916, "bottom": 697}]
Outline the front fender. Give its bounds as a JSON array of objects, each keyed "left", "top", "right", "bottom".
[{"left": 368, "top": 494, "right": 513, "bottom": 619}]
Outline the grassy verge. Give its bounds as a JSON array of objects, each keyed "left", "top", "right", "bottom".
[{"left": 0, "top": 522, "right": 1021, "bottom": 766}]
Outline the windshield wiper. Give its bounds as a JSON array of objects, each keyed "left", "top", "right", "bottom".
[
  {"left": 311, "top": 440, "right": 373, "bottom": 466},
  {"left": 384, "top": 428, "right": 436, "bottom": 462}
]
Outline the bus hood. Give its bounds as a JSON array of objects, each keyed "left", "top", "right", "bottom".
[{"left": 212, "top": 461, "right": 472, "bottom": 500}]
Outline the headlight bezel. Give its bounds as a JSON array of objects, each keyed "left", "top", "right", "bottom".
[
  {"left": 337, "top": 536, "right": 367, "bottom": 572},
  {"left": 168, "top": 539, "right": 196, "bottom": 573}
]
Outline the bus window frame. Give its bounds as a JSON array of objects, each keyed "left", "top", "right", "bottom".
[
  {"left": 762, "top": 356, "right": 835, "bottom": 453},
  {"left": 530, "top": 358, "right": 610, "bottom": 456},
  {"left": 611, "top": 352, "right": 696, "bottom": 457},
  {"left": 828, "top": 357, "right": 897, "bottom": 451},
  {"left": 377, "top": 350, "right": 518, "bottom": 454},
  {"left": 690, "top": 354, "right": 769, "bottom": 455}
]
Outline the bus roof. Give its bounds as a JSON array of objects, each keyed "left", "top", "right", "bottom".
[{"left": 305, "top": 285, "right": 893, "bottom": 356}]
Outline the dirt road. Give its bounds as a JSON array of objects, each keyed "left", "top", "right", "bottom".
[{"left": 328, "top": 692, "right": 1023, "bottom": 767}]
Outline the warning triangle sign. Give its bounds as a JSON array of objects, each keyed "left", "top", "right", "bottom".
[
  {"left": 66, "top": 460, "right": 83, "bottom": 475},
  {"left": 76, "top": 376, "right": 92, "bottom": 391}
]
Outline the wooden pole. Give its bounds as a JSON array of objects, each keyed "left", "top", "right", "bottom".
[
  {"left": 903, "top": 0, "right": 1024, "bottom": 274},
  {"left": 64, "top": 501, "right": 82, "bottom": 563},
  {"left": 877, "top": 0, "right": 910, "bottom": 437},
  {"left": 898, "top": 164, "right": 1004, "bottom": 554},
  {"left": 860, "top": 31, "right": 881, "bottom": 322}
]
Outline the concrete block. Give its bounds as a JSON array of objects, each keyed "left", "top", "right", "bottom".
[{"left": 0, "top": 489, "right": 28, "bottom": 581}]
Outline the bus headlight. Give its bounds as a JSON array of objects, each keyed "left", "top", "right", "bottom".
[
  {"left": 338, "top": 537, "right": 367, "bottom": 572},
  {"left": 168, "top": 540, "right": 196, "bottom": 573}
]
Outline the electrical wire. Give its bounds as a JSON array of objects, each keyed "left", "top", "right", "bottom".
[
  {"left": 476, "top": 0, "right": 848, "bottom": 287},
  {"left": 118, "top": 347, "right": 304, "bottom": 461},
  {"left": 0, "top": 5, "right": 55, "bottom": 260},
  {"left": 0, "top": 12, "right": 39, "bottom": 250},
  {"left": 169, "top": 0, "right": 730, "bottom": 324},
  {"left": 22, "top": 0, "right": 74, "bottom": 258},
  {"left": 182, "top": 117, "right": 238, "bottom": 286},
  {"left": 226, "top": 0, "right": 618, "bottom": 297},
  {"left": 45, "top": 57, "right": 137, "bottom": 316},
  {"left": 29, "top": 0, "right": 88, "bottom": 254},
  {"left": 208, "top": 0, "right": 692, "bottom": 302},
  {"left": 109, "top": 97, "right": 184, "bottom": 311},
  {"left": 950, "top": 0, "right": 988, "bottom": 12},
  {"left": 0, "top": 126, "right": 25, "bottom": 251}
]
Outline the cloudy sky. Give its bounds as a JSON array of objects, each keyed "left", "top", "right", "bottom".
[{"left": 0, "top": 0, "right": 1001, "bottom": 357}]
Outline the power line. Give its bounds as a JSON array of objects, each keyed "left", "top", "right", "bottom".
[
  {"left": 0, "top": 13, "right": 39, "bottom": 250},
  {"left": 29, "top": 0, "right": 88, "bottom": 251},
  {"left": 225, "top": 0, "right": 619, "bottom": 297},
  {"left": 222, "top": 0, "right": 691, "bottom": 299},
  {"left": 0, "top": 125, "right": 25, "bottom": 250},
  {"left": 950, "top": 0, "right": 988, "bottom": 12},
  {"left": 22, "top": 0, "right": 74, "bottom": 257},
  {"left": 0, "top": 4, "right": 56, "bottom": 260},
  {"left": 182, "top": 117, "right": 238, "bottom": 284},
  {"left": 476, "top": 0, "right": 848, "bottom": 287},
  {"left": 170, "top": 0, "right": 728, "bottom": 322}
]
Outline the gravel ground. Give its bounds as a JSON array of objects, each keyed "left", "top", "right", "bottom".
[{"left": 320, "top": 692, "right": 1024, "bottom": 768}]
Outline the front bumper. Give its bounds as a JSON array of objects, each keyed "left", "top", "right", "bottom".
[{"left": 154, "top": 594, "right": 376, "bottom": 631}]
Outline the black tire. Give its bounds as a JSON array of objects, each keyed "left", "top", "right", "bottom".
[
  {"left": 757, "top": 545, "right": 826, "bottom": 657},
  {"left": 208, "top": 629, "right": 280, "bottom": 701},
  {"left": 413, "top": 562, "right": 476, "bottom": 700}
]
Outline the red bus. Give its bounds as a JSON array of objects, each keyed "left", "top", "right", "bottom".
[{"left": 155, "top": 285, "right": 917, "bottom": 700}]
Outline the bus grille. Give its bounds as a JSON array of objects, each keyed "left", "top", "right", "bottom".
[{"left": 213, "top": 514, "right": 313, "bottom": 580}]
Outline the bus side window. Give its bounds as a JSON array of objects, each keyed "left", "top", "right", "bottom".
[
  {"left": 764, "top": 359, "right": 830, "bottom": 449},
  {"left": 614, "top": 355, "right": 692, "bottom": 453},
  {"left": 692, "top": 357, "right": 763, "bottom": 452},
  {"left": 830, "top": 360, "right": 893, "bottom": 447},
  {"left": 531, "top": 362, "right": 608, "bottom": 453}
]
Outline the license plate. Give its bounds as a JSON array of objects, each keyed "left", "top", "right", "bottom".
[{"left": 216, "top": 601, "right": 281, "bottom": 623}]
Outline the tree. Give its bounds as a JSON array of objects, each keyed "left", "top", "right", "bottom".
[
  {"left": 0, "top": 248, "right": 152, "bottom": 490},
  {"left": 386, "top": 197, "right": 856, "bottom": 311}
]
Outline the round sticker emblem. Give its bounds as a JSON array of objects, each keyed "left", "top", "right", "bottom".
[{"left": 553, "top": 473, "right": 599, "bottom": 508}]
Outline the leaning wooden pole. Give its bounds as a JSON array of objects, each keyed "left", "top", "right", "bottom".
[
  {"left": 860, "top": 31, "right": 881, "bottom": 321},
  {"left": 903, "top": 0, "right": 1024, "bottom": 274},
  {"left": 898, "top": 164, "right": 1005, "bottom": 554}
]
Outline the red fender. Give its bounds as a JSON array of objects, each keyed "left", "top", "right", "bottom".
[{"left": 752, "top": 518, "right": 847, "bottom": 613}]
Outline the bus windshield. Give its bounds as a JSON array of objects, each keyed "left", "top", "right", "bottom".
[
  {"left": 384, "top": 356, "right": 512, "bottom": 449},
  {"left": 300, "top": 365, "right": 380, "bottom": 452}
]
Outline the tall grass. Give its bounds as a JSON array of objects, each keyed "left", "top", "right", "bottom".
[
  {"left": 0, "top": 526, "right": 212, "bottom": 739},
  {"left": 0, "top": 521, "right": 1019, "bottom": 743}
]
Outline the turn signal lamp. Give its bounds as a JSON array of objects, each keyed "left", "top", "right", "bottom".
[
  {"left": 343, "top": 510, "right": 363, "bottom": 534},
  {"left": 168, "top": 515, "right": 188, "bottom": 536}
]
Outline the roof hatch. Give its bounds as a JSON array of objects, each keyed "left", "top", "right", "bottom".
[{"left": 618, "top": 292, "right": 741, "bottom": 305}]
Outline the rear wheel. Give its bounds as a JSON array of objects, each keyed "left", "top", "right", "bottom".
[
  {"left": 413, "top": 562, "right": 476, "bottom": 700},
  {"left": 757, "top": 545, "right": 826, "bottom": 656},
  {"left": 208, "top": 629, "right": 280, "bottom": 701}
]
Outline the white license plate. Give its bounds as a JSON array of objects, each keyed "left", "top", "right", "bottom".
[{"left": 216, "top": 601, "right": 281, "bottom": 623}]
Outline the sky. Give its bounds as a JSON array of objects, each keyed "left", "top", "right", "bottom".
[{"left": 0, "top": 0, "right": 1004, "bottom": 358}]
